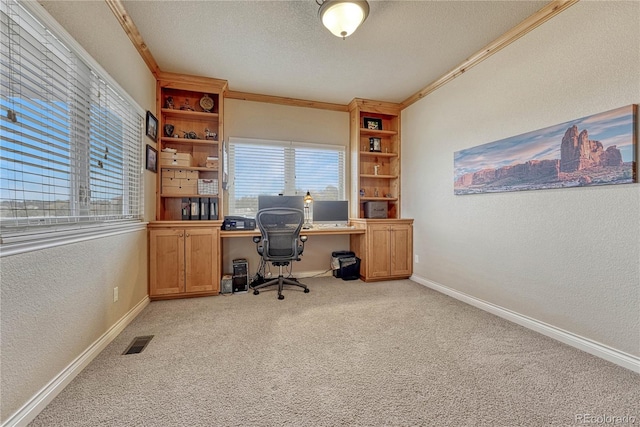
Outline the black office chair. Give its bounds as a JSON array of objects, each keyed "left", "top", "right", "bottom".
[{"left": 252, "top": 208, "right": 310, "bottom": 300}]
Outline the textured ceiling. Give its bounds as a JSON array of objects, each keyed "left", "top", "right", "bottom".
[{"left": 43, "top": 0, "right": 549, "bottom": 105}]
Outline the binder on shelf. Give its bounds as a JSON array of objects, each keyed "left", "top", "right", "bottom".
[
  {"left": 209, "top": 198, "right": 219, "bottom": 220},
  {"left": 181, "top": 198, "right": 190, "bottom": 220},
  {"left": 190, "top": 199, "right": 199, "bottom": 220},
  {"left": 199, "top": 198, "right": 209, "bottom": 220}
]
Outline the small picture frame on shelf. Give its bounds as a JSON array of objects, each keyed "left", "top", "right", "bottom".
[
  {"left": 145, "top": 144, "right": 158, "bottom": 173},
  {"left": 146, "top": 111, "right": 158, "bottom": 142},
  {"left": 363, "top": 117, "right": 383, "bottom": 130},
  {"left": 369, "top": 137, "right": 382, "bottom": 152}
]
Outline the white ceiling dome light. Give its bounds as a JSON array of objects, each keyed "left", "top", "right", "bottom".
[{"left": 317, "top": 0, "right": 370, "bottom": 39}]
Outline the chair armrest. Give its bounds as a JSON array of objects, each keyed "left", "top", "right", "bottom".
[
  {"left": 253, "top": 235, "right": 264, "bottom": 256},
  {"left": 296, "top": 234, "right": 307, "bottom": 258}
]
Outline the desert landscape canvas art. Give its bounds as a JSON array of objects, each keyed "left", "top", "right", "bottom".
[{"left": 454, "top": 105, "right": 637, "bottom": 195}]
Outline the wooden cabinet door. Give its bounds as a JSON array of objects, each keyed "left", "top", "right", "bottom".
[
  {"left": 149, "top": 229, "right": 185, "bottom": 296},
  {"left": 390, "top": 224, "right": 413, "bottom": 277},
  {"left": 367, "top": 224, "right": 391, "bottom": 278},
  {"left": 184, "top": 228, "right": 218, "bottom": 293}
]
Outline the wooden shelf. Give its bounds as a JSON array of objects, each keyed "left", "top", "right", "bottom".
[
  {"left": 360, "top": 197, "right": 399, "bottom": 202},
  {"left": 360, "top": 151, "right": 398, "bottom": 158},
  {"left": 161, "top": 108, "right": 219, "bottom": 121},
  {"left": 360, "top": 174, "right": 398, "bottom": 179},
  {"left": 360, "top": 128, "right": 397, "bottom": 136},
  {"left": 161, "top": 137, "right": 218, "bottom": 146}
]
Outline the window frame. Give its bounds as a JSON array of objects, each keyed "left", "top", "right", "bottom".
[
  {"left": 0, "top": 0, "right": 147, "bottom": 257},
  {"left": 226, "top": 137, "right": 347, "bottom": 218}
]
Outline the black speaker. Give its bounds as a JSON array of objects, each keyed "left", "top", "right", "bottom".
[{"left": 232, "top": 258, "right": 249, "bottom": 293}]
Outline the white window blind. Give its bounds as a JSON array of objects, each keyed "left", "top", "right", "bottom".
[
  {"left": 228, "top": 137, "right": 345, "bottom": 217},
  {"left": 0, "top": 0, "right": 143, "bottom": 240}
]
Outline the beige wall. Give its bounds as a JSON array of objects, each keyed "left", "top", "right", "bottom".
[
  {"left": 402, "top": 2, "right": 640, "bottom": 356},
  {"left": 1, "top": 2, "right": 156, "bottom": 422},
  {"left": 222, "top": 99, "right": 350, "bottom": 276}
]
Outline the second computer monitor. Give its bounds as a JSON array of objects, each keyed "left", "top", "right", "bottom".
[
  {"left": 258, "top": 195, "right": 304, "bottom": 212},
  {"left": 312, "top": 200, "right": 349, "bottom": 226}
]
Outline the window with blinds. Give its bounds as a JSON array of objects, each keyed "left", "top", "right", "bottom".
[
  {"left": 0, "top": 0, "right": 143, "bottom": 241},
  {"left": 227, "top": 137, "right": 345, "bottom": 217}
]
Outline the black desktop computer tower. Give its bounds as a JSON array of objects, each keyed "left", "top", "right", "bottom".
[{"left": 232, "top": 258, "right": 249, "bottom": 293}]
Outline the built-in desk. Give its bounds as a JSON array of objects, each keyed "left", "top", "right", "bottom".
[
  {"left": 219, "top": 226, "right": 365, "bottom": 283},
  {"left": 148, "top": 219, "right": 412, "bottom": 299}
]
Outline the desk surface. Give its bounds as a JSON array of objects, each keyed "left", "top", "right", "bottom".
[{"left": 220, "top": 226, "right": 365, "bottom": 238}]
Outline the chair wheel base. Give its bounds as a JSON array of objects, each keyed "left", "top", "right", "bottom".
[
  {"left": 253, "top": 290, "right": 260, "bottom": 295},
  {"left": 304, "top": 288, "right": 310, "bottom": 293},
  {"left": 278, "top": 294, "right": 285, "bottom": 300}
]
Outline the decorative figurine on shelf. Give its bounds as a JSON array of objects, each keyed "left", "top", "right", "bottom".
[
  {"left": 164, "top": 96, "right": 174, "bottom": 109},
  {"left": 180, "top": 99, "right": 194, "bottom": 111},
  {"left": 204, "top": 128, "right": 218, "bottom": 141},
  {"left": 359, "top": 189, "right": 365, "bottom": 197},
  {"left": 385, "top": 193, "right": 393, "bottom": 198},
  {"left": 199, "top": 94, "right": 214, "bottom": 113},
  {"left": 182, "top": 130, "right": 197, "bottom": 139},
  {"left": 374, "top": 188, "right": 379, "bottom": 197},
  {"left": 164, "top": 124, "right": 174, "bottom": 137},
  {"left": 373, "top": 164, "right": 380, "bottom": 176}
]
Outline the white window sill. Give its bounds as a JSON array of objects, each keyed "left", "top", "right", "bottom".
[{"left": 0, "top": 221, "right": 148, "bottom": 257}]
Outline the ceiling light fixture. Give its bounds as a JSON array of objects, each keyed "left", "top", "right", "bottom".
[{"left": 317, "top": 0, "right": 370, "bottom": 39}]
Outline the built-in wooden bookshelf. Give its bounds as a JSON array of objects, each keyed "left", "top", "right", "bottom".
[
  {"left": 348, "top": 99, "right": 402, "bottom": 219},
  {"left": 155, "top": 72, "right": 228, "bottom": 221}
]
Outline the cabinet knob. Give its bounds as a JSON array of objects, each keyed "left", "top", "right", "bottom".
[
  {"left": 179, "top": 233, "right": 183, "bottom": 237},
  {"left": 185, "top": 233, "right": 190, "bottom": 237}
]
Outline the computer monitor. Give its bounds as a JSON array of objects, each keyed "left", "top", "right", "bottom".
[
  {"left": 258, "top": 195, "right": 304, "bottom": 212},
  {"left": 312, "top": 200, "right": 349, "bottom": 226}
]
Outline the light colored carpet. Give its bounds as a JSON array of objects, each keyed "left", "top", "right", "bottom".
[{"left": 30, "top": 278, "right": 639, "bottom": 426}]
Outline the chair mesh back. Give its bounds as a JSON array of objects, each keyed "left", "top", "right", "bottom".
[{"left": 256, "top": 208, "right": 304, "bottom": 261}]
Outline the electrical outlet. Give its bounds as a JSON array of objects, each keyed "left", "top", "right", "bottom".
[
  {"left": 414, "top": 255, "right": 419, "bottom": 264},
  {"left": 113, "top": 287, "right": 119, "bottom": 302}
]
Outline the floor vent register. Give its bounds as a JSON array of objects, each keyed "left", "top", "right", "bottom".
[{"left": 122, "top": 335, "right": 154, "bottom": 355}]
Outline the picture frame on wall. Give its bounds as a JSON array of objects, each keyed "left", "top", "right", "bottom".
[
  {"left": 146, "top": 144, "right": 158, "bottom": 173},
  {"left": 363, "top": 117, "right": 383, "bottom": 131},
  {"left": 369, "top": 137, "right": 382, "bottom": 152},
  {"left": 453, "top": 104, "right": 638, "bottom": 195},
  {"left": 146, "top": 111, "right": 158, "bottom": 142}
]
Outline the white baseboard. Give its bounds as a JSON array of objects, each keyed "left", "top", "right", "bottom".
[
  {"left": 410, "top": 274, "right": 640, "bottom": 373},
  {"left": 3, "top": 296, "right": 150, "bottom": 427},
  {"left": 297, "top": 269, "right": 334, "bottom": 278}
]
